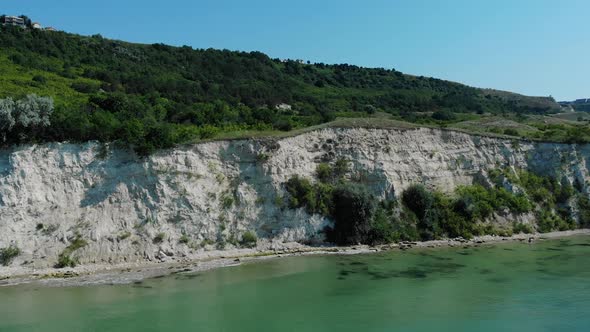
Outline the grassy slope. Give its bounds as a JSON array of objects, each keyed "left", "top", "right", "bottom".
[{"left": 0, "top": 27, "right": 587, "bottom": 148}]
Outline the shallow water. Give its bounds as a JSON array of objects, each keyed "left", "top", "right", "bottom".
[{"left": 1, "top": 237, "right": 590, "bottom": 332}]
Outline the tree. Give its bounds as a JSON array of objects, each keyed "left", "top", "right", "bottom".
[
  {"left": 0, "top": 95, "right": 53, "bottom": 142},
  {"left": 432, "top": 110, "right": 456, "bottom": 121},
  {"left": 14, "top": 94, "right": 54, "bottom": 128},
  {"left": 402, "top": 184, "right": 437, "bottom": 240},
  {"left": 328, "top": 183, "right": 376, "bottom": 245},
  {"left": 0, "top": 97, "right": 16, "bottom": 141}
]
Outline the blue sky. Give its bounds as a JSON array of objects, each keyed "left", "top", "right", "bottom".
[{"left": 3, "top": 0, "right": 589, "bottom": 100}]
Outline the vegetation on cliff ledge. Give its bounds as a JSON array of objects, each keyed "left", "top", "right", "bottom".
[{"left": 284, "top": 163, "right": 586, "bottom": 245}]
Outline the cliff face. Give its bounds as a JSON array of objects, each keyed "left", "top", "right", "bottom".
[{"left": 1, "top": 127, "right": 589, "bottom": 268}]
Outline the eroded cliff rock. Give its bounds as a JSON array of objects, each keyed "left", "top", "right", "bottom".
[{"left": 1, "top": 127, "right": 588, "bottom": 268}]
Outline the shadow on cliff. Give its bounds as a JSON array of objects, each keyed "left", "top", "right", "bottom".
[{"left": 79, "top": 147, "right": 160, "bottom": 216}]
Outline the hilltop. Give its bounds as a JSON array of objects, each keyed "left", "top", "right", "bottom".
[
  {"left": 0, "top": 22, "right": 586, "bottom": 154},
  {"left": 560, "top": 99, "right": 590, "bottom": 112}
]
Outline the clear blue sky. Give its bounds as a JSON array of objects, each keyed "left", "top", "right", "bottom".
[{"left": 3, "top": 0, "right": 589, "bottom": 100}]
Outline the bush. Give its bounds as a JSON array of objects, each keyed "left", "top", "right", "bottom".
[
  {"left": 512, "top": 222, "right": 534, "bottom": 234},
  {"left": 55, "top": 253, "right": 76, "bottom": 268},
  {"left": 179, "top": 234, "right": 190, "bottom": 244},
  {"left": 455, "top": 185, "right": 495, "bottom": 220},
  {"left": 402, "top": 184, "right": 438, "bottom": 239},
  {"left": 402, "top": 185, "right": 433, "bottom": 221},
  {"left": 333, "top": 158, "right": 350, "bottom": 180},
  {"left": 493, "top": 188, "right": 532, "bottom": 213},
  {"left": 316, "top": 163, "right": 333, "bottom": 183},
  {"left": 285, "top": 175, "right": 316, "bottom": 211},
  {"left": 0, "top": 245, "right": 21, "bottom": 266},
  {"left": 504, "top": 128, "right": 519, "bottom": 136},
  {"left": 54, "top": 234, "right": 87, "bottom": 268},
  {"left": 431, "top": 110, "right": 456, "bottom": 121},
  {"left": 579, "top": 195, "right": 590, "bottom": 227},
  {"left": 240, "top": 231, "right": 258, "bottom": 248},
  {"left": 118, "top": 231, "right": 131, "bottom": 240},
  {"left": 368, "top": 205, "right": 398, "bottom": 245},
  {"left": 327, "top": 183, "right": 376, "bottom": 245},
  {"left": 153, "top": 232, "right": 166, "bottom": 244},
  {"left": 221, "top": 195, "right": 234, "bottom": 209},
  {"left": 536, "top": 209, "right": 574, "bottom": 233},
  {"left": 32, "top": 75, "right": 47, "bottom": 84}
]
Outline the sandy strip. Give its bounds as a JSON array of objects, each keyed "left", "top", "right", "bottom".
[{"left": 1, "top": 229, "right": 589, "bottom": 288}]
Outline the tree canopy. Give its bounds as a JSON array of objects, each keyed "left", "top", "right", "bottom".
[{"left": 0, "top": 23, "right": 563, "bottom": 154}]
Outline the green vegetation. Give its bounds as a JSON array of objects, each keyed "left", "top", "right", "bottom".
[
  {"left": 55, "top": 234, "right": 87, "bottom": 268},
  {"left": 328, "top": 183, "right": 376, "bottom": 245},
  {"left": 117, "top": 231, "right": 131, "bottom": 241},
  {"left": 400, "top": 184, "right": 531, "bottom": 240},
  {"left": 179, "top": 234, "right": 190, "bottom": 244},
  {"left": 284, "top": 164, "right": 588, "bottom": 245},
  {"left": 512, "top": 222, "right": 534, "bottom": 234},
  {"left": 240, "top": 231, "right": 258, "bottom": 248},
  {"left": 0, "top": 24, "right": 574, "bottom": 155},
  {"left": 578, "top": 195, "right": 590, "bottom": 227},
  {"left": 153, "top": 232, "right": 166, "bottom": 244},
  {"left": 0, "top": 245, "right": 21, "bottom": 266}
]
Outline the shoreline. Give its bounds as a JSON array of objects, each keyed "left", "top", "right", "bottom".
[{"left": 1, "top": 229, "right": 589, "bottom": 288}]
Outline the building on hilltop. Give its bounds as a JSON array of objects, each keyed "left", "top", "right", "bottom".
[
  {"left": 32, "top": 22, "right": 42, "bottom": 29},
  {"left": 44, "top": 26, "right": 57, "bottom": 32},
  {"left": 3, "top": 16, "right": 26, "bottom": 28}
]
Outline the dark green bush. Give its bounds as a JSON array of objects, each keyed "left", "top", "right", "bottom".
[
  {"left": 401, "top": 184, "right": 438, "bottom": 239},
  {"left": 32, "top": 74, "right": 47, "bottom": 84},
  {"left": 54, "top": 234, "right": 87, "bottom": 268},
  {"left": 401, "top": 185, "right": 433, "bottom": 222},
  {"left": 504, "top": 128, "right": 519, "bottom": 136},
  {"left": 55, "top": 253, "right": 77, "bottom": 268},
  {"left": 240, "top": 231, "right": 258, "bottom": 248},
  {"left": 179, "top": 235, "right": 190, "bottom": 244},
  {"left": 367, "top": 206, "right": 397, "bottom": 245},
  {"left": 455, "top": 185, "right": 495, "bottom": 220},
  {"left": 579, "top": 195, "right": 590, "bottom": 227},
  {"left": 285, "top": 176, "right": 316, "bottom": 211},
  {"left": 512, "top": 222, "right": 534, "bottom": 234},
  {"left": 316, "top": 163, "right": 333, "bottom": 183},
  {"left": 0, "top": 245, "right": 21, "bottom": 266},
  {"left": 432, "top": 110, "right": 456, "bottom": 121},
  {"left": 153, "top": 232, "right": 166, "bottom": 244},
  {"left": 328, "top": 183, "right": 376, "bottom": 245},
  {"left": 333, "top": 158, "right": 350, "bottom": 180}
]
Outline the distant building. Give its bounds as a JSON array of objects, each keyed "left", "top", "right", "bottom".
[
  {"left": 3, "top": 16, "right": 25, "bottom": 28},
  {"left": 44, "top": 26, "right": 57, "bottom": 32},
  {"left": 275, "top": 103, "right": 293, "bottom": 111},
  {"left": 32, "top": 22, "right": 42, "bottom": 29}
]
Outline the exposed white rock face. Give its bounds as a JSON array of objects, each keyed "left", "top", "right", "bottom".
[{"left": 0, "top": 127, "right": 588, "bottom": 268}]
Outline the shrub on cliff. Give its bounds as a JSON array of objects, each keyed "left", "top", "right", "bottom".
[
  {"left": 0, "top": 245, "right": 21, "bottom": 266},
  {"left": 285, "top": 175, "right": 316, "bottom": 211},
  {"left": 402, "top": 184, "right": 438, "bottom": 240},
  {"left": 240, "top": 231, "right": 258, "bottom": 248},
  {"left": 327, "top": 183, "right": 376, "bottom": 245}
]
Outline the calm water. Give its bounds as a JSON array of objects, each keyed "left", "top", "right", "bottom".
[{"left": 1, "top": 237, "right": 590, "bottom": 332}]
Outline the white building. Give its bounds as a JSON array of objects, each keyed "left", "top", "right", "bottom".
[
  {"left": 3, "top": 16, "right": 25, "bottom": 28},
  {"left": 32, "top": 22, "right": 42, "bottom": 29}
]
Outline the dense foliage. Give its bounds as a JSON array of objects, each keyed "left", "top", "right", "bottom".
[
  {"left": 284, "top": 165, "right": 587, "bottom": 246},
  {"left": 0, "top": 24, "right": 562, "bottom": 154},
  {"left": 0, "top": 94, "right": 53, "bottom": 142}
]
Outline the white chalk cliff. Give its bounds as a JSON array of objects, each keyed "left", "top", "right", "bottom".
[{"left": 1, "top": 127, "right": 588, "bottom": 268}]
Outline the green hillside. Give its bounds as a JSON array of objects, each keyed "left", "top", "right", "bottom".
[{"left": 0, "top": 23, "right": 582, "bottom": 154}]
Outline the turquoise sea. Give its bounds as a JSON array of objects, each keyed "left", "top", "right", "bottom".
[{"left": 1, "top": 236, "right": 589, "bottom": 332}]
